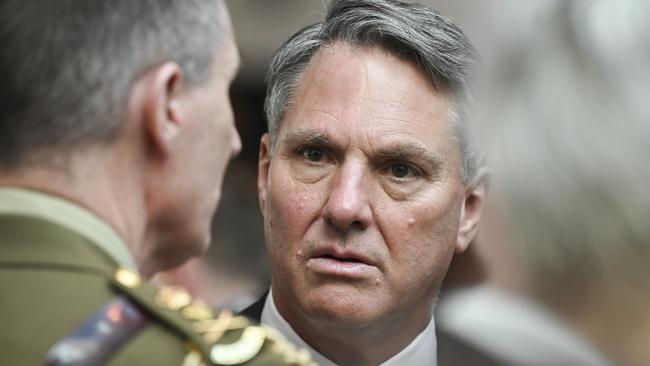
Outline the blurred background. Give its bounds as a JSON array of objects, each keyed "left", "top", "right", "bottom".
[{"left": 156, "top": 0, "right": 494, "bottom": 309}]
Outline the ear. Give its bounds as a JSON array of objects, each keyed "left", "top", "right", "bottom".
[
  {"left": 456, "top": 167, "right": 490, "bottom": 253},
  {"left": 136, "top": 62, "right": 184, "bottom": 156},
  {"left": 257, "top": 133, "right": 272, "bottom": 212}
]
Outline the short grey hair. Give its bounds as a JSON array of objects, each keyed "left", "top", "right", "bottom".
[
  {"left": 479, "top": 0, "right": 650, "bottom": 303},
  {"left": 264, "top": 0, "right": 479, "bottom": 184},
  {"left": 0, "top": 0, "right": 225, "bottom": 170}
]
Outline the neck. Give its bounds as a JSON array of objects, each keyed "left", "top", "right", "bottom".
[
  {"left": 0, "top": 151, "right": 151, "bottom": 275},
  {"left": 273, "top": 288, "right": 433, "bottom": 366}
]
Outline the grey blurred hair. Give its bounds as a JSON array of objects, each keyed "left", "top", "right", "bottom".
[
  {"left": 264, "top": 0, "right": 479, "bottom": 184},
  {"left": 479, "top": 0, "right": 650, "bottom": 301},
  {"left": 0, "top": 0, "right": 225, "bottom": 170}
]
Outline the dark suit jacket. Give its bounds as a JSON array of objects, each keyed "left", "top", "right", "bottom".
[
  {"left": 240, "top": 291, "right": 267, "bottom": 321},
  {"left": 241, "top": 292, "right": 514, "bottom": 366}
]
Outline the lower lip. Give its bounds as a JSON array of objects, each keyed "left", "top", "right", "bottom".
[{"left": 307, "top": 257, "right": 377, "bottom": 279}]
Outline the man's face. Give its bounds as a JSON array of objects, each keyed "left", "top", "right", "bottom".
[
  {"left": 258, "top": 44, "right": 472, "bottom": 329},
  {"left": 164, "top": 10, "right": 241, "bottom": 262}
]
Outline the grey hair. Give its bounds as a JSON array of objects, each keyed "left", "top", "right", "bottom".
[
  {"left": 479, "top": 0, "right": 650, "bottom": 302},
  {"left": 0, "top": 0, "right": 225, "bottom": 170},
  {"left": 264, "top": 0, "right": 479, "bottom": 184}
]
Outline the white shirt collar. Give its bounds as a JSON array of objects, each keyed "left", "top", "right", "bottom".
[{"left": 261, "top": 288, "right": 437, "bottom": 366}]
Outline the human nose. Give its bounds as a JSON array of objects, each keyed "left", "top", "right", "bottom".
[{"left": 322, "top": 161, "right": 372, "bottom": 231}]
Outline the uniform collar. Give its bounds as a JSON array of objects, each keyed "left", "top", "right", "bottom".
[
  {"left": 0, "top": 187, "right": 138, "bottom": 272},
  {"left": 261, "top": 288, "right": 437, "bottom": 366}
]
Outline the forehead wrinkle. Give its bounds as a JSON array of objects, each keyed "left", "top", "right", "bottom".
[
  {"left": 311, "top": 109, "right": 346, "bottom": 125},
  {"left": 302, "top": 45, "right": 369, "bottom": 110}
]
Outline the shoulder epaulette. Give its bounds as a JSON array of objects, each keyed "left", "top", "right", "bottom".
[
  {"left": 110, "top": 268, "right": 315, "bottom": 366},
  {"left": 44, "top": 295, "right": 149, "bottom": 366}
]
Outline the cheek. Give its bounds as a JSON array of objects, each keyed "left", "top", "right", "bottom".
[
  {"left": 265, "top": 164, "right": 327, "bottom": 246},
  {"left": 381, "top": 194, "right": 462, "bottom": 273},
  {"left": 205, "top": 91, "right": 234, "bottom": 142},
  {"left": 212, "top": 120, "right": 234, "bottom": 154},
  {"left": 192, "top": 121, "right": 227, "bottom": 165}
]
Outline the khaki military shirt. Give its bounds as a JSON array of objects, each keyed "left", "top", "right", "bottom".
[{"left": 0, "top": 188, "right": 314, "bottom": 365}]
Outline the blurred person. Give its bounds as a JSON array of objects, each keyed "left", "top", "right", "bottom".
[
  {"left": 437, "top": 280, "right": 611, "bottom": 365},
  {"left": 0, "top": 0, "right": 311, "bottom": 365},
  {"left": 439, "top": 1, "right": 650, "bottom": 366},
  {"left": 243, "top": 0, "right": 496, "bottom": 365}
]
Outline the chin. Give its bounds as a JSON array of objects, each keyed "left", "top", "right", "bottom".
[{"left": 303, "top": 285, "right": 385, "bottom": 329}]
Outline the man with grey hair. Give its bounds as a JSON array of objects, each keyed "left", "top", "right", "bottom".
[
  {"left": 464, "top": 1, "right": 650, "bottom": 365},
  {"left": 243, "top": 0, "right": 491, "bottom": 365},
  {"left": 0, "top": 1, "right": 311, "bottom": 365}
]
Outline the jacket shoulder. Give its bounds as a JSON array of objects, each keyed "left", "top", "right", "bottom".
[{"left": 46, "top": 268, "right": 314, "bottom": 366}]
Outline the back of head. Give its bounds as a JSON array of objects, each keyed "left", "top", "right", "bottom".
[
  {"left": 0, "top": 0, "right": 224, "bottom": 171},
  {"left": 478, "top": 0, "right": 650, "bottom": 360},
  {"left": 265, "top": 0, "right": 480, "bottom": 183}
]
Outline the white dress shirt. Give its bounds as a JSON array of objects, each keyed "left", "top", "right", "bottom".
[{"left": 261, "top": 289, "right": 437, "bottom": 366}]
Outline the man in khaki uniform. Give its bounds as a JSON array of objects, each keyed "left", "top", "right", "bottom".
[{"left": 0, "top": 1, "right": 312, "bottom": 365}]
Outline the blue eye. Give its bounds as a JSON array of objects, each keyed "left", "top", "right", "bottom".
[{"left": 303, "top": 147, "right": 325, "bottom": 162}]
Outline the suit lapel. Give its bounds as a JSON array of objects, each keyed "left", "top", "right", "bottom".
[{"left": 239, "top": 290, "right": 268, "bottom": 322}]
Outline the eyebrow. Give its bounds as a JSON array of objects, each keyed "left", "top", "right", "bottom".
[
  {"left": 281, "top": 130, "right": 337, "bottom": 149},
  {"left": 376, "top": 144, "right": 443, "bottom": 172}
]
